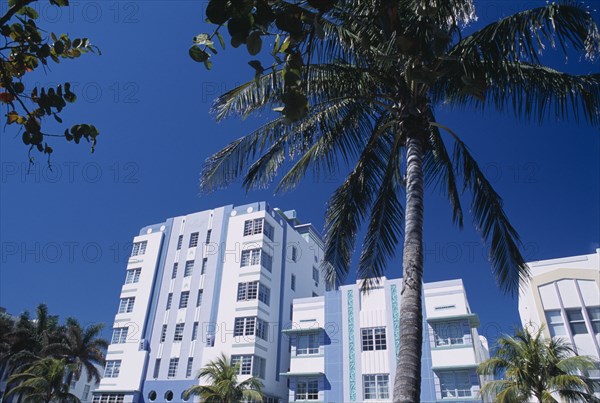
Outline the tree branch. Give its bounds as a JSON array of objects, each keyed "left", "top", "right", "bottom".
[{"left": 0, "top": 0, "right": 37, "bottom": 27}]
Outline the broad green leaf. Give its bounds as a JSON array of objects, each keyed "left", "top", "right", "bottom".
[
  {"left": 189, "top": 46, "right": 210, "bottom": 62},
  {"left": 246, "top": 32, "right": 262, "bottom": 55}
]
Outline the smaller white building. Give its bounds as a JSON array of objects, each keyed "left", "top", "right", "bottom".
[
  {"left": 519, "top": 249, "right": 600, "bottom": 390},
  {"left": 282, "top": 277, "right": 491, "bottom": 402}
]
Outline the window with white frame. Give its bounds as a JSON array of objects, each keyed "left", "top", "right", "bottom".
[
  {"left": 291, "top": 274, "right": 296, "bottom": 291},
  {"left": 167, "top": 358, "right": 179, "bottom": 378},
  {"left": 186, "top": 358, "right": 194, "bottom": 378},
  {"left": 363, "top": 374, "right": 389, "bottom": 400},
  {"left": 82, "top": 385, "right": 90, "bottom": 400},
  {"left": 166, "top": 293, "right": 173, "bottom": 310},
  {"left": 237, "top": 281, "right": 259, "bottom": 301},
  {"left": 233, "top": 317, "right": 268, "bottom": 340},
  {"left": 361, "top": 327, "right": 387, "bottom": 351},
  {"left": 252, "top": 356, "right": 266, "bottom": 379},
  {"left": 104, "top": 360, "right": 121, "bottom": 378},
  {"left": 192, "top": 322, "right": 199, "bottom": 341},
  {"left": 205, "top": 230, "right": 212, "bottom": 243},
  {"left": 153, "top": 359, "right": 160, "bottom": 378},
  {"left": 160, "top": 325, "right": 167, "bottom": 342},
  {"left": 179, "top": 291, "right": 190, "bottom": 309},
  {"left": 174, "top": 323, "right": 185, "bottom": 341},
  {"left": 231, "top": 355, "right": 253, "bottom": 375},
  {"left": 171, "top": 263, "right": 178, "bottom": 279},
  {"left": 295, "top": 379, "right": 319, "bottom": 401},
  {"left": 588, "top": 306, "right": 600, "bottom": 334},
  {"left": 131, "top": 241, "right": 147, "bottom": 256},
  {"left": 92, "top": 394, "right": 124, "bottom": 403},
  {"left": 177, "top": 235, "right": 183, "bottom": 250},
  {"left": 244, "top": 218, "right": 273, "bottom": 238},
  {"left": 184, "top": 260, "right": 194, "bottom": 277},
  {"left": 240, "top": 248, "right": 261, "bottom": 267},
  {"left": 297, "top": 333, "right": 319, "bottom": 355},
  {"left": 439, "top": 371, "right": 472, "bottom": 398},
  {"left": 566, "top": 308, "right": 588, "bottom": 335},
  {"left": 432, "top": 321, "right": 467, "bottom": 346},
  {"left": 125, "top": 268, "right": 141, "bottom": 284},
  {"left": 201, "top": 258, "right": 208, "bottom": 274},
  {"left": 118, "top": 297, "right": 135, "bottom": 314},
  {"left": 111, "top": 327, "right": 128, "bottom": 344},
  {"left": 189, "top": 232, "right": 199, "bottom": 248},
  {"left": 545, "top": 310, "right": 567, "bottom": 337},
  {"left": 312, "top": 267, "right": 319, "bottom": 284},
  {"left": 261, "top": 250, "right": 273, "bottom": 272},
  {"left": 197, "top": 289, "right": 203, "bottom": 307}
]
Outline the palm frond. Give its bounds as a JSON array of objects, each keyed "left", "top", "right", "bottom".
[
  {"left": 357, "top": 132, "right": 404, "bottom": 291},
  {"left": 450, "top": 1, "right": 600, "bottom": 63}
]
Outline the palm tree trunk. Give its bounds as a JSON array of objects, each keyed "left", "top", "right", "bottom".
[{"left": 393, "top": 131, "right": 425, "bottom": 402}]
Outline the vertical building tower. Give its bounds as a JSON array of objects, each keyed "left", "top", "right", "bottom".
[
  {"left": 93, "top": 202, "right": 326, "bottom": 403},
  {"left": 283, "top": 278, "right": 491, "bottom": 402},
  {"left": 519, "top": 250, "right": 600, "bottom": 377}
]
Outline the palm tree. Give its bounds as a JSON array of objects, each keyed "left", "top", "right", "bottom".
[
  {"left": 478, "top": 326, "right": 599, "bottom": 402},
  {"left": 183, "top": 353, "right": 263, "bottom": 403},
  {"left": 199, "top": 1, "right": 600, "bottom": 401},
  {"left": 42, "top": 318, "right": 107, "bottom": 385},
  {"left": 5, "top": 357, "right": 80, "bottom": 403}
]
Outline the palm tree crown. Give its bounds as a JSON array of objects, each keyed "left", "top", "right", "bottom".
[
  {"left": 183, "top": 353, "right": 263, "bottom": 403},
  {"left": 199, "top": 1, "right": 599, "bottom": 401},
  {"left": 478, "top": 326, "right": 600, "bottom": 402},
  {"left": 6, "top": 357, "right": 80, "bottom": 403}
]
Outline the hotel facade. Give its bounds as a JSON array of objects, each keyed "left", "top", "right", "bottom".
[
  {"left": 283, "top": 278, "right": 491, "bottom": 403},
  {"left": 93, "top": 202, "right": 326, "bottom": 403},
  {"left": 93, "top": 202, "right": 491, "bottom": 402}
]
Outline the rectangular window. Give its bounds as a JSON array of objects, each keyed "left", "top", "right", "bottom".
[
  {"left": 104, "top": 360, "right": 121, "bottom": 378},
  {"left": 186, "top": 357, "right": 194, "bottom": 378},
  {"left": 166, "top": 293, "right": 173, "bottom": 310},
  {"left": 125, "top": 268, "right": 141, "bottom": 284},
  {"left": 184, "top": 260, "right": 194, "bottom": 277},
  {"left": 295, "top": 379, "right": 319, "bottom": 401},
  {"left": 545, "top": 310, "right": 567, "bottom": 337},
  {"left": 243, "top": 218, "right": 272, "bottom": 237},
  {"left": 362, "top": 327, "right": 387, "bottom": 351},
  {"left": 82, "top": 385, "right": 90, "bottom": 400},
  {"left": 197, "top": 290, "right": 203, "bottom": 307},
  {"left": 363, "top": 374, "right": 389, "bottom": 400},
  {"left": 201, "top": 258, "right": 208, "bottom": 275},
  {"left": 252, "top": 356, "right": 266, "bottom": 379},
  {"left": 312, "top": 267, "right": 319, "bottom": 284},
  {"left": 179, "top": 291, "right": 190, "bottom": 309},
  {"left": 189, "top": 232, "right": 199, "bottom": 248},
  {"left": 167, "top": 358, "right": 179, "bottom": 378},
  {"left": 111, "top": 327, "right": 128, "bottom": 344},
  {"left": 160, "top": 325, "right": 167, "bottom": 343},
  {"left": 177, "top": 235, "right": 183, "bottom": 250},
  {"left": 153, "top": 359, "right": 160, "bottom": 378},
  {"left": 231, "top": 355, "right": 253, "bottom": 375},
  {"left": 237, "top": 281, "right": 260, "bottom": 301},
  {"left": 566, "top": 308, "right": 588, "bottom": 335},
  {"left": 233, "top": 317, "right": 267, "bottom": 340},
  {"left": 131, "top": 241, "right": 147, "bottom": 256},
  {"left": 588, "top": 306, "right": 600, "bottom": 334},
  {"left": 291, "top": 274, "right": 296, "bottom": 291},
  {"left": 171, "top": 263, "right": 178, "bottom": 279},
  {"left": 174, "top": 323, "right": 185, "bottom": 342},
  {"left": 240, "top": 248, "right": 264, "bottom": 268},
  {"left": 258, "top": 284, "right": 270, "bottom": 306},
  {"left": 291, "top": 246, "right": 298, "bottom": 262},
  {"left": 118, "top": 297, "right": 135, "bottom": 314},
  {"left": 192, "top": 322, "right": 199, "bottom": 341},
  {"left": 297, "top": 333, "right": 320, "bottom": 355},
  {"left": 261, "top": 250, "right": 273, "bottom": 272},
  {"left": 205, "top": 230, "right": 212, "bottom": 243},
  {"left": 439, "top": 371, "right": 472, "bottom": 398},
  {"left": 433, "top": 321, "right": 466, "bottom": 346}
]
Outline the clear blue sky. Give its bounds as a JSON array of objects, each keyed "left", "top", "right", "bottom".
[{"left": 1, "top": 1, "right": 598, "bottom": 346}]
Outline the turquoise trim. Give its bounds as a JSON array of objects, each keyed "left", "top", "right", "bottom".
[
  {"left": 347, "top": 290, "right": 356, "bottom": 401},
  {"left": 390, "top": 284, "right": 400, "bottom": 360}
]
